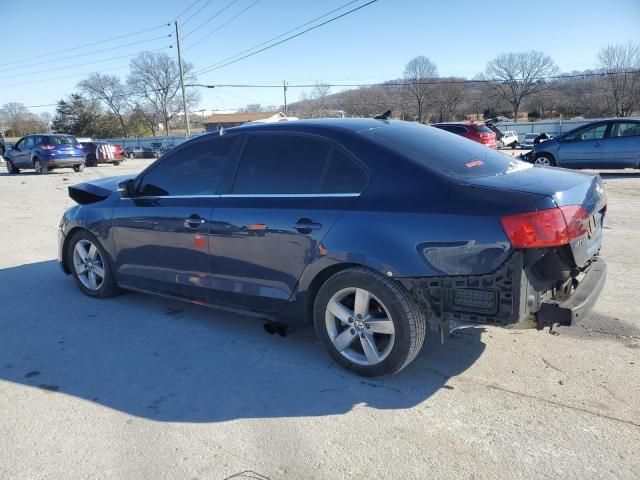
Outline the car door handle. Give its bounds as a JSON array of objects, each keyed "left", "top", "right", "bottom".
[
  {"left": 184, "top": 215, "right": 206, "bottom": 228},
  {"left": 294, "top": 218, "right": 322, "bottom": 233},
  {"left": 594, "top": 143, "right": 601, "bottom": 147}
]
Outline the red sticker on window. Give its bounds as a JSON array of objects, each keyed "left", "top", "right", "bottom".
[{"left": 465, "top": 160, "right": 484, "bottom": 168}]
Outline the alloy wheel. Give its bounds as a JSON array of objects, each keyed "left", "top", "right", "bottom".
[
  {"left": 34, "top": 160, "right": 42, "bottom": 174},
  {"left": 534, "top": 156, "right": 551, "bottom": 167},
  {"left": 325, "top": 287, "right": 395, "bottom": 366},
  {"left": 72, "top": 239, "right": 105, "bottom": 291}
]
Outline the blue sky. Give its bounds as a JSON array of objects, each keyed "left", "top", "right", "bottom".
[{"left": 1, "top": 0, "right": 639, "bottom": 115}]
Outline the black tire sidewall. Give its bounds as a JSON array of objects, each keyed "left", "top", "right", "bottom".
[
  {"left": 68, "top": 230, "right": 116, "bottom": 298},
  {"left": 314, "top": 268, "right": 420, "bottom": 377}
]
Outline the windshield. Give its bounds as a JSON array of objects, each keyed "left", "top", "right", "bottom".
[
  {"left": 524, "top": 134, "right": 538, "bottom": 140},
  {"left": 361, "top": 122, "right": 531, "bottom": 179}
]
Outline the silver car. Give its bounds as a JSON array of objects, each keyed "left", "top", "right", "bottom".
[{"left": 531, "top": 119, "right": 640, "bottom": 169}]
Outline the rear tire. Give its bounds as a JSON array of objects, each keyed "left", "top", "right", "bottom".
[
  {"left": 34, "top": 159, "right": 47, "bottom": 175},
  {"left": 73, "top": 164, "right": 85, "bottom": 172},
  {"left": 67, "top": 230, "right": 117, "bottom": 298},
  {"left": 511, "top": 141, "right": 518, "bottom": 149},
  {"left": 113, "top": 161, "right": 121, "bottom": 166},
  {"left": 314, "top": 267, "right": 426, "bottom": 377},
  {"left": 534, "top": 154, "right": 555, "bottom": 167},
  {"left": 128, "top": 152, "right": 135, "bottom": 159}
]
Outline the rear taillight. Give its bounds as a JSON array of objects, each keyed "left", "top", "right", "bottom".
[
  {"left": 501, "top": 205, "right": 589, "bottom": 248},
  {"left": 41, "top": 144, "right": 55, "bottom": 150}
]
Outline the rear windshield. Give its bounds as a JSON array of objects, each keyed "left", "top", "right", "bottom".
[
  {"left": 474, "top": 125, "right": 493, "bottom": 133},
  {"left": 46, "top": 136, "right": 77, "bottom": 145},
  {"left": 524, "top": 134, "right": 538, "bottom": 139},
  {"left": 360, "top": 122, "right": 531, "bottom": 179}
]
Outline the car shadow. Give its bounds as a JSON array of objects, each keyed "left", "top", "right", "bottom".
[{"left": 0, "top": 260, "right": 485, "bottom": 423}]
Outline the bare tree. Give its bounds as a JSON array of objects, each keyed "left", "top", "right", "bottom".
[
  {"left": 127, "top": 51, "right": 200, "bottom": 136},
  {"left": 294, "top": 83, "right": 332, "bottom": 118},
  {"left": 403, "top": 56, "right": 438, "bottom": 123},
  {"left": 484, "top": 51, "right": 558, "bottom": 121},
  {"left": 0, "top": 102, "right": 49, "bottom": 136},
  {"left": 598, "top": 42, "right": 640, "bottom": 117},
  {"left": 431, "top": 78, "right": 467, "bottom": 122},
  {"left": 78, "top": 73, "right": 130, "bottom": 137}
]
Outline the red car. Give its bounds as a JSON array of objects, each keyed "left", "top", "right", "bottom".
[
  {"left": 431, "top": 121, "right": 497, "bottom": 148},
  {"left": 80, "top": 142, "right": 125, "bottom": 167}
]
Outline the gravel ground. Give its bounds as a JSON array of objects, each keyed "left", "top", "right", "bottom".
[{"left": 0, "top": 160, "right": 638, "bottom": 480}]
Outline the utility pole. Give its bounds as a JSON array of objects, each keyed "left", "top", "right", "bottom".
[
  {"left": 175, "top": 21, "right": 191, "bottom": 138},
  {"left": 283, "top": 80, "right": 288, "bottom": 115}
]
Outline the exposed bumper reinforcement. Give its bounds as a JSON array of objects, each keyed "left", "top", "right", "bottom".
[{"left": 536, "top": 259, "right": 607, "bottom": 327}]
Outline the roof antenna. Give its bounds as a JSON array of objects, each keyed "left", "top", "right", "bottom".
[{"left": 373, "top": 110, "right": 392, "bottom": 120}]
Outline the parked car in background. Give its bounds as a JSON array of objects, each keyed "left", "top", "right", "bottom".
[
  {"left": 0, "top": 132, "right": 5, "bottom": 156},
  {"left": 498, "top": 130, "right": 519, "bottom": 149},
  {"left": 59, "top": 119, "right": 606, "bottom": 377},
  {"left": 431, "top": 121, "right": 497, "bottom": 148},
  {"left": 530, "top": 118, "right": 640, "bottom": 168},
  {"left": 149, "top": 141, "right": 173, "bottom": 156},
  {"left": 5, "top": 134, "right": 85, "bottom": 174},
  {"left": 123, "top": 146, "right": 147, "bottom": 159},
  {"left": 80, "top": 142, "right": 125, "bottom": 167},
  {"left": 520, "top": 133, "right": 539, "bottom": 149}
]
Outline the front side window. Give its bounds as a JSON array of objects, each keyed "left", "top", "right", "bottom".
[
  {"left": 137, "top": 136, "right": 238, "bottom": 197},
  {"left": 232, "top": 135, "right": 331, "bottom": 194},
  {"left": 610, "top": 122, "right": 640, "bottom": 138},
  {"left": 566, "top": 124, "right": 608, "bottom": 142}
]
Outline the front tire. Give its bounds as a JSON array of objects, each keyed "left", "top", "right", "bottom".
[
  {"left": 68, "top": 230, "right": 116, "bottom": 298},
  {"left": 534, "top": 154, "right": 555, "bottom": 167},
  {"left": 128, "top": 152, "right": 135, "bottom": 159},
  {"left": 314, "top": 267, "right": 426, "bottom": 377},
  {"left": 6, "top": 160, "right": 19, "bottom": 174}
]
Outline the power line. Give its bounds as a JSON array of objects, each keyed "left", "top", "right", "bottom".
[
  {"left": 185, "top": 0, "right": 262, "bottom": 52},
  {"left": 182, "top": 0, "right": 216, "bottom": 26},
  {"left": 190, "top": 69, "right": 640, "bottom": 89},
  {"left": 0, "top": 45, "right": 174, "bottom": 81},
  {"left": 0, "top": 23, "right": 170, "bottom": 68},
  {"left": 183, "top": 0, "right": 242, "bottom": 40},
  {"left": 6, "top": 35, "right": 171, "bottom": 72},
  {"left": 194, "top": 0, "right": 368, "bottom": 75},
  {"left": 172, "top": 0, "right": 203, "bottom": 21}
]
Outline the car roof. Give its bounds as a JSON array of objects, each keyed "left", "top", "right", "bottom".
[{"left": 223, "top": 117, "right": 392, "bottom": 135}]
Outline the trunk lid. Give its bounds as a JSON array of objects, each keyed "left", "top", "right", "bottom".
[{"left": 468, "top": 166, "right": 606, "bottom": 267}]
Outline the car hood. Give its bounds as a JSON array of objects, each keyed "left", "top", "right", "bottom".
[{"left": 68, "top": 175, "right": 133, "bottom": 204}]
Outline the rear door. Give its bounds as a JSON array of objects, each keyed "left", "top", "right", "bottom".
[
  {"left": 111, "top": 135, "right": 242, "bottom": 299},
  {"left": 557, "top": 122, "right": 609, "bottom": 168},
  {"left": 601, "top": 121, "right": 640, "bottom": 168},
  {"left": 209, "top": 133, "right": 367, "bottom": 311}
]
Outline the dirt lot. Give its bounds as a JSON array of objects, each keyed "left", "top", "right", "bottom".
[{"left": 0, "top": 160, "right": 638, "bottom": 480}]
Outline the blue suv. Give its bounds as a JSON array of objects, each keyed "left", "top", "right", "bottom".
[{"left": 5, "top": 134, "right": 85, "bottom": 175}]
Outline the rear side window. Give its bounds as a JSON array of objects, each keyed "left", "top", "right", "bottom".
[
  {"left": 321, "top": 149, "right": 367, "bottom": 193},
  {"left": 361, "top": 122, "right": 529, "bottom": 179},
  {"left": 138, "top": 136, "right": 238, "bottom": 196},
  {"left": 611, "top": 122, "right": 640, "bottom": 137},
  {"left": 232, "top": 135, "right": 331, "bottom": 194}
]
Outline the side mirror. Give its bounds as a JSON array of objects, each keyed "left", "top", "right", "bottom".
[{"left": 117, "top": 179, "right": 135, "bottom": 198}]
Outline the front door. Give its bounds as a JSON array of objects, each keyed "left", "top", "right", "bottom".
[
  {"left": 557, "top": 123, "right": 609, "bottom": 168},
  {"left": 209, "top": 133, "right": 367, "bottom": 312},
  {"left": 111, "top": 135, "right": 241, "bottom": 299}
]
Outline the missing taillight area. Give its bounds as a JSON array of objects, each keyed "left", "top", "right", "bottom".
[{"left": 501, "top": 206, "right": 589, "bottom": 249}]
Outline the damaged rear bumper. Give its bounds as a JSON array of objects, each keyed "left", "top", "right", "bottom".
[
  {"left": 398, "top": 253, "right": 606, "bottom": 329},
  {"left": 536, "top": 260, "right": 606, "bottom": 326}
]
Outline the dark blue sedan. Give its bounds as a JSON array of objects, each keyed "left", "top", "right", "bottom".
[{"left": 58, "top": 119, "right": 607, "bottom": 376}]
